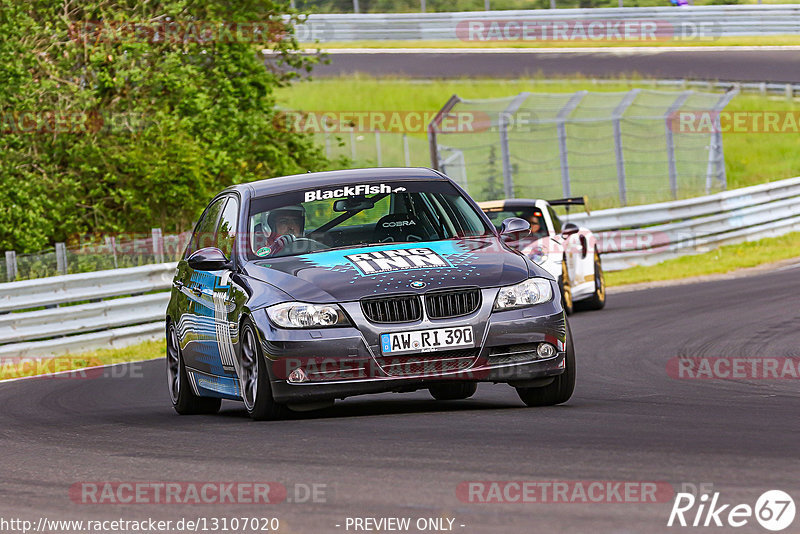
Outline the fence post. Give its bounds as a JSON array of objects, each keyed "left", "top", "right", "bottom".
[
  {"left": 427, "top": 94, "right": 462, "bottom": 171},
  {"left": 664, "top": 91, "right": 692, "bottom": 199},
  {"left": 498, "top": 92, "right": 530, "bottom": 199},
  {"left": 105, "top": 236, "right": 118, "bottom": 269},
  {"left": 375, "top": 131, "right": 382, "bottom": 166},
  {"left": 55, "top": 242, "right": 68, "bottom": 275},
  {"left": 705, "top": 88, "right": 738, "bottom": 193},
  {"left": 5, "top": 251, "right": 16, "bottom": 282},
  {"left": 556, "top": 91, "right": 587, "bottom": 199},
  {"left": 152, "top": 228, "right": 165, "bottom": 264},
  {"left": 612, "top": 89, "right": 640, "bottom": 206},
  {"left": 498, "top": 119, "right": 513, "bottom": 198},
  {"left": 403, "top": 134, "right": 411, "bottom": 166}
]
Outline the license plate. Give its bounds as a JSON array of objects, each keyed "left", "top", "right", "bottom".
[{"left": 381, "top": 326, "right": 474, "bottom": 355}]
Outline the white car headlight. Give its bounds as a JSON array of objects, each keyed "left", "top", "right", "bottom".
[
  {"left": 493, "top": 278, "right": 553, "bottom": 311},
  {"left": 266, "top": 302, "right": 349, "bottom": 328}
]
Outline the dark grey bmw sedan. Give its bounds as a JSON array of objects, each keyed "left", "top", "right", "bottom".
[{"left": 166, "top": 167, "right": 574, "bottom": 420}]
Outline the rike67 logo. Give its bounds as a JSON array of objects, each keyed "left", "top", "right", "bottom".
[{"left": 668, "top": 490, "right": 795, "bottom": 531}]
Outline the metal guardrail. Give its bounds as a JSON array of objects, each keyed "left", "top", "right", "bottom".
[
  {"left": 566, "top": 176, "right": 800, "bottom": 270},
  {"left": 3, "top": 177, "right": 799, "bottom": 357},
  {"left": 295, "top": 6, "right": 800, "bottom": 41},
  {"left": 0, "top": 263, "right": 175, "bottom": 359},
  {"left": 0, "top": 263, "right": 175, "bottom": 313}
]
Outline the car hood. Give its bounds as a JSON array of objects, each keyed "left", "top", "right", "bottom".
[{"left": 244, "top": 238, "right": 539, "bottom": 302}]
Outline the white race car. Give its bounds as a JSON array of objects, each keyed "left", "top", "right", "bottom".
[{"left": 479, "top": 197, "right": 605, "bottom": 314}]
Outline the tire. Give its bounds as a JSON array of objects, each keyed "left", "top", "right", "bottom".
[
  {"left": 558, "top": 259, "right": 574, "bottom": 316},
  {"left": 428, "top": 382, "right": 478, "bottom": 401},
  {"left": 239, "top": 318, "right": 289, "bottom": 421},
  {"left": 166, "top": 322, "right": 221, "bottom": 415},
  {"left": 515, "top": 322, "right": 576, "bottom": 407},
  {"left": 580, "top": 251, "right": 606, "bottom": 311}
]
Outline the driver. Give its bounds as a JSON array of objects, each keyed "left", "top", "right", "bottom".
[
  {"left": 267, "top": 205, "right": 305, "bottom": 253},
  {"left": 523, "top": 211, "right": 547, "bottom": 238}
]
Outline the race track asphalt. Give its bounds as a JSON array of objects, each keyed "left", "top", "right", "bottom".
[
  {"left": 311, "top": 48, "right": 800, "bottom": 83},
  {"left": 1, "top": 266, "right": 799, "bottom": 533}
]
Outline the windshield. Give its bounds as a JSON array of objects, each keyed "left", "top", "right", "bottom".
[{"left": 247, "top": 180, "right": 492, "bottom": 259}]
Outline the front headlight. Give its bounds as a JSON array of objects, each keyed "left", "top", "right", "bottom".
[
  {"left": 266, "top": 302, "right": 350, "bottom": 328},
  {"left": 493, "top": 278, "right": 553, "bottom": 311},
  {"left": 530, "top": 246, "right": 548, "bottom": 265}
]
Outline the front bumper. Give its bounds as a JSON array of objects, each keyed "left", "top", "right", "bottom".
[{"left": 255, "top": 295, "right": 567, "bottom": 404}]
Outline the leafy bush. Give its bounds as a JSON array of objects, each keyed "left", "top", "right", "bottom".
[{"left": 0, "top": 0, "right": 327, "bottom": 253}]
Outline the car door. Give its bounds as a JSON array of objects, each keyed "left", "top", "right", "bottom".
[
  {"left": 208, "top": 195, "right": 250, "bottom": 385},
  {"left": 178, "top": 196, "right": 230, "bottom": 374}
]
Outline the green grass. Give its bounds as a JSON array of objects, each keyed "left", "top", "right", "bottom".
[
  {"left": 309, "top": 35, "right": 800, "bottom": 49},
  {"left": 276, "top": 75, "right": 800, "bottom": 194},
  {"left": 0, "top": 339, "right": 164, "bottom": 380},
  {"left": 606, "top": 231, "right": 800, "bottom": 286}
]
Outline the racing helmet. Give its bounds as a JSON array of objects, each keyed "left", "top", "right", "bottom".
[{"left": 267, "top": 205, "right": 306, "bottom": 233}]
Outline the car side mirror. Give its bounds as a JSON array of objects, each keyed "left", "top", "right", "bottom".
[
  {"left": 187, "top": 247, "right": 232, "bottom": 271},
  {"left": 562, "top": 223, "right": 579, "bottom": 237},
  {"left": 500, "top": 217, "right": 531, "bottom": 239}
]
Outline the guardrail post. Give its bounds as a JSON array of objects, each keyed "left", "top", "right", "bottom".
[
  {"left": 664, "top": 91, "right": 692, "bottom": 199},
  {"left": 557, "top": 91, "right": 587, "bottom": 199},
  {"left": 612, "top": 89, "right": 640, "bottom": 207},
  {"left": 5, "top": 251, "right": 16, "bottom": 282},
  {"left": 152, "top": 228, "right": 164, "bottom": 264},
  {"left": 375, "top": 131, "right": 382, "bottom": 167},
  {"left": 403, "top": 134, "right": 411, "bottom": 166},
  {"left": 55, "top": 243, "right": 68, "bottom": 275}
]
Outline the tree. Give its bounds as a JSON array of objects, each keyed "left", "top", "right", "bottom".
[{"left": 0, "top": 0, "right": 327, "bottom": 252}]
